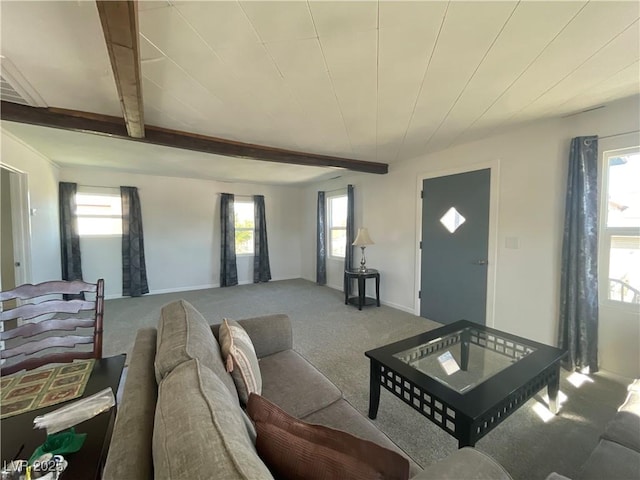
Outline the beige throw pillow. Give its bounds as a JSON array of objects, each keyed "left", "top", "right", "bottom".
[{"left": 219, "top": 318, "right": 262, "bottom": 404}]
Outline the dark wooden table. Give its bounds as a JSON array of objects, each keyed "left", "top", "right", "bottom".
[
  {"left": 365, "top": 321, "right": 566, "bottom": 448},
  {"left": 344, "top": 269, "right": 380, "bottom": 310},
  {"left": 1, "top": 355, "right": 125, "bottom": 479}
]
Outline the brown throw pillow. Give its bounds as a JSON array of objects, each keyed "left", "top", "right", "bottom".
[
  {"left": 247, "top": 393, "right": 410, "bottom": 480},
  {"left": 219, "top": 318, "right": 262, "bottom": 404}
]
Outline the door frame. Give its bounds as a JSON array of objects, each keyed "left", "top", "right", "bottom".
[
  {"left": 0, "top": 163, "right": 33, "bottom": 289},
  {"left": 414, "top": 160, "right": 500, "bottom": 327}
]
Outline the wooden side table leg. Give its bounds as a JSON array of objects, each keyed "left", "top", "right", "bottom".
[
  {"left": 344, "top": 272, "right": 348, "bottom": 305},
  {"left": 358, "top": 277, "right": 365, "bottom": 310},
  {"left": 375, "top": 273, "right": 380, "bottom": 307}
]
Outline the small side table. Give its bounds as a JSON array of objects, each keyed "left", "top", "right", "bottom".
[
  {"left": 0, "top": 355, "right": 126, "bottom": 480},
  {"left": 344, "top": 269, "right": 381, "bottom": 310}
]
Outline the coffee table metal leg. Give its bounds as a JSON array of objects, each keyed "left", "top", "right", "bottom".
[
  {"left": 547, "top": 366, "right": 561, "bottom": 414},
  {"left": 460, "top": 329, "right": 470, "bottom": 371},
  {"left": 368, "top": 360, "right": 381, "bottom": 419}
]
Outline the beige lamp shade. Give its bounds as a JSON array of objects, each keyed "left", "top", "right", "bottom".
[{"left": 353, "top": 228, "right": 374, "bottom": 246}]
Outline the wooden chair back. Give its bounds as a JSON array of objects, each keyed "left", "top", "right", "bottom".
[{"left": 0, "top": 279, "right": 104, "bottom": 376}]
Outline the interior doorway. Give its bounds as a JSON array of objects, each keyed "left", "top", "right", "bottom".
[
  {"left": 415, "top": 162, "right": 499, "bottom": 326},
  {"left": 0, "top": 165, "right": 32, "bottom": 294}
]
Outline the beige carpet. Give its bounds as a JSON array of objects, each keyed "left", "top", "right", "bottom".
[{"left": 104, "top": 279, "right": 630, "bottom": 480}]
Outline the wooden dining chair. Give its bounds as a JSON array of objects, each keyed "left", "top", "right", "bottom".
[{"left": 0, "top": 279, "right": 104, "bottom": 376}]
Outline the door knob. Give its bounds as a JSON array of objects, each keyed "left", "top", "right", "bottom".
[
  {"left": 14, "top": 262, "right": 21, "bottom": 267},
  {"left": 475, "top": 260, "right": 488, "bottom": 265}
]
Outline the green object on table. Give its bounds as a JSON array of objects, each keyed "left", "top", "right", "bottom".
[{"left": 28, "top": 428, "right": 86, "bottom": 464}]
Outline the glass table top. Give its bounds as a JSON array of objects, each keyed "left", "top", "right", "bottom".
[{"left": 392, "top": 326, "right": 537, "bottom": 394}]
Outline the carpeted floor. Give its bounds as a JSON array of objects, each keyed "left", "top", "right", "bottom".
[{"left": 104, "top": 279, "right": 630, "bottom": 480}]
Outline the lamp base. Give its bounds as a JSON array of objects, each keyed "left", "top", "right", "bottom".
[{"left": 359, "top": 246, "right": 367, "bottom": 272}]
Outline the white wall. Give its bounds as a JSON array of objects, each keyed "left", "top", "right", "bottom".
[
  {"left": 59, "top": 167, "right": 303, "bottom": 299},
  {"left": 1, "top": 130, "right": 60, "bottom": 285},
  {"left": 302, "top": 95, "right": 640, "bottom": 377}
]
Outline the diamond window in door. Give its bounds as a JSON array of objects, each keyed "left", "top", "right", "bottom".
[{"left": 440, "top": 207, "right": 466, "bottom": 233}]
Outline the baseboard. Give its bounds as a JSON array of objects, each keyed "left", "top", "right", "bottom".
[
  {"left": 104, "top": 277, "right": 295, "bottom": 300},
  {"left": 381, "top": 300, "right": 415, "bottom": 315},
  {"left": 325, "top": 282, "right": 416, "bottom": 314},
  {"left": 104, "top": 284, "right": 216, "bottom": 300},
  {"left": 149, "top": 284, "right": 219, "bottom": 295}
]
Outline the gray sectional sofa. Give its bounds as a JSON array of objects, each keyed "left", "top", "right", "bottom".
[
  {"left": 102, "top": 300, "right": 512, "bottom": 479},
  {"left": 577, "top": 378, "right": 640, "bottom": 480}
]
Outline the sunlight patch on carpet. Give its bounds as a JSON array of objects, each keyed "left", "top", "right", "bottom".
[
  {"left": 533, "top": 391, "right": 569, "bottom": 422},
  {"left": 567, "top": 372, "right": 595, "bottom": 388}
]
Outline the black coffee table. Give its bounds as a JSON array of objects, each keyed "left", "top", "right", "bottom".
[
  {"left": 365, "top": 320, "right": 566, "bottom": 447},
  {"left": 1, "top": 354, "right": 125, "bottom": 479}
]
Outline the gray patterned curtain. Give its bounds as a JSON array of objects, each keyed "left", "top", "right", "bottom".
[
  {"left": 316, "top": 191, "right": 326, "bottom": 285},
  {"left": 253, "top": 195, "right": 271, "bottom": 283},
  {"left": 121, "top": 186, "right": 149, "bottom": 297},
  {"left": 59, "top": 182, "right": 83, "bottom": 299},
  {"left": 558, "top": 136, "right": 599, "bottom": 373},
  {"left": 220, "top": 193, "right": 238, "bottom": 287},
  {"left": 345, "top": 184, "right": 355, "bottom": 274}
]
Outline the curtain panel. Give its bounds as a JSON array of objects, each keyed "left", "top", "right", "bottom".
[
  {"left": 253, "top": 195, "right": 272, "bottom": 283},
  {"left": 220, "top": 193, "right": 238, "bottom": 287},
  {"left": 59, "top": 182, "right": 83, "bottom": 299},
  {"left": 558, "top": 136, "right": 599, "bottom": 373},
  {"left": 345, "top": 184, "right": 355, "bottom": 273},
  {"left": 316, "top": 191, "right": 327, "bottom": 285},
  {"left": 121, "top": 186, "right": 149, "bottom": 297}
]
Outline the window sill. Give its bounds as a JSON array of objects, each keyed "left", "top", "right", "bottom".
[
  {"left": 79, "top": 234, "right": 122, "bottom": 239},
  {"left": 600, "top": 300, "right": 640, "bottom": 313}
]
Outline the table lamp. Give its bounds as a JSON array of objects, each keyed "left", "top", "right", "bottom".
[{"left": 352, "top": 228, "right": 374, "bottom": 272}]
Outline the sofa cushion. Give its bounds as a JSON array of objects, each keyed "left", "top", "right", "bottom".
[
  {"left": 619, "top": 387, "right": 640, "bottom": 414},
  {"left": 259, "top": 350, "right": 342, "bottom": 418},
  {"left": 219, "top": 318, "right": 262, "bottom": 404},
  {"left": 153, "top": 359, "right": 273, "bottom": 480},
  {"left": 154, "top": 300, "right": 238, "bottom": 403},
  {"left": 302, "top": 398, "right": 421, "bottom": 478},
  {"left": 211, "top": 314, "right": 293, "bottom": 359},
  {"left": 411, "top": 447, "right": 513, "bottom": 480},
  {"left": 543, "top": 474, "right": 572, "bottom": 480},
  {"left": 247, "top": 393, "right": 410, "bottom": 480},
  {"left": 103, "top": 328, "right": 157, "bottom": 480},
  {"left": 579, "top": 438, "right": 640, "bottom": 480},
  {"left": 602, "top": 411, "right": 640, "bottom": 452}
]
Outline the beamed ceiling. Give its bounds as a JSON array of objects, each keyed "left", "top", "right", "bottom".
[{"left": 1, "top": 1, "right": 639, "bottom": 185}]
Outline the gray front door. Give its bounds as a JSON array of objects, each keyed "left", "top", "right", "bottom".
[{"left": 420, "top": 169, "right": 490, "bottom": 325}]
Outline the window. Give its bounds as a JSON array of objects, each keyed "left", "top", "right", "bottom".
[
  {"left": 235, "top": 201, "right": 254, "bottom": 255},
  {"left": 601, "top": 147, "right": 640, "bottom": 305},
  {"left": 76, "top": 189, "right": 122, "bottom": 236},
  {"left": 328, "top": 194, "right": 347, "bottom": 258}
]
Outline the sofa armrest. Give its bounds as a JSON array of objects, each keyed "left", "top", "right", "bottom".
[
  {"left": 103, "top": 328, "right": 157, "bottom": 480},
  {"left": 410, "top": 447, "right": 513, "bottom": 480},
  {"left": 211, "top": 314, "right": 293, "bottom": 359}
]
